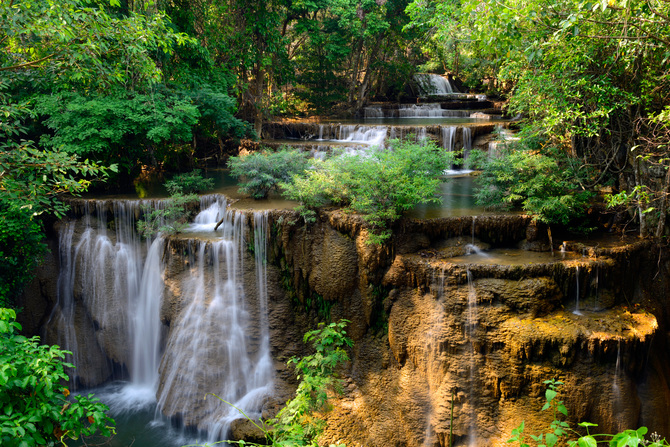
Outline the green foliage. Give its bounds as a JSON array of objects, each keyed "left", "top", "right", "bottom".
[
  {"left": 164, "top": 169, "right": 214, "bottom": 195},
  {"left": 508, "top": 380, "right": 670, "bottom": 447},
  {"left": 0, "top": 205, "right": 46, "bottom": 307},
  {"left": 281, "top": 140, "right": 452, "bottom": 243},
  {"left": 0, "top": 308, "right": 115, "bottom": 446},
  {"left": 34, "top": 91, "right": 200, "bottom": 172},
  {"left": 270, "top": 320, "right": 352, "bottom": 445},
  {"left": 475, "top": 141, "right": 593, "bottom": 226},
  {"left": 1, "top": 0, "right": 192, "bottom": 91},
  {"left": 228, "top": 148, "right": 310, "bottom": 199},
  {"left": 0, "top": 143, "right": 115, "bottom": 217},
  {"left": 137, "top": 170, "right": 210, "bottom": 238}
]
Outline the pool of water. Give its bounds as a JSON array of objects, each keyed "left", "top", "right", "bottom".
[
  {"left": 320, "top": 117, "right": 508, "bottom": 126},
  {"left": 67, "top": 383, "right": 203, "bottom": 447},
  {"left": 448, "top": 248, "right": 582, "bottom": 265},
  {"left": 408, "top": 175, "right": 490, "bottom": 218}
]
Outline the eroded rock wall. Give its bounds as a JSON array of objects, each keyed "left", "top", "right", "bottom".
[
  {"left": 19, "top": 207, "right": 670, "bottom": 446},
  {"left": 267, "top": 211, "right": 670, "bottom": 447}
]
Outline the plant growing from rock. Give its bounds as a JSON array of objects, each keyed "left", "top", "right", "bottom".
[
  {"left": 0, "top": 308, "right": 115, "bottom": 446},
  {"left": 475, "top": 139, "right": 593, "bottom": 227},
  {"left": 281, "top": 139, "right": 453, "bottom": 244},
  {"left": 508, "top": 379, "right": 669, "bottom": 447},
  {"left": 137, "top": 170, "right": 213, "bottom": 238},
  {"left": 204, "top": 320, "right": 352, "bottom": 447},
  {"left": 228, "top": 148, "right": 310, "bottom": 199}
]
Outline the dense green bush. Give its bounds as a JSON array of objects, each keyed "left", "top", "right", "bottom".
[
  {"left": 0, "top": 308, "right": 115, "bottom": 446},
  {"left": 474, "top": 141, "right": 593, "bottom": 226},
  {"left": 228, "top": 148, "right": 310, "bottom": 199},
  {"left": 137, "top": 170, "right": 213, "bottom": 238},
  {"left": 281, "top": 140, "right": 453, "bottom": 244},
  {"left": 0, "top": 204, "right": 46, "bottom": 307}
]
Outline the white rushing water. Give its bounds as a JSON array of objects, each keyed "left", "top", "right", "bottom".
[
  {"left": 50, "top": 195, "right": 274, "bottom": 442},
  {"left": 414, "top": 73, "right": 458, "bottom": 95}
]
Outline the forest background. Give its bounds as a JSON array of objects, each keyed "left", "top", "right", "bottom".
[{"left": 1, "top": 0, "right": 670, "bottom": 303}]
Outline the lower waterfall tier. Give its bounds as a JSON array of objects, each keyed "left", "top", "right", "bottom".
[{"left": 19, "top": 206, "right": 670, "bottom": 446}]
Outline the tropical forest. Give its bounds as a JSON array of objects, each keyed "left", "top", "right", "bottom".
[{"left": 2, "top": 0, "right": 670, "bottom": 446}]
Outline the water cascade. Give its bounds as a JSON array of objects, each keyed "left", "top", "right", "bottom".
[
  {"left": 465, "top": 269, "right": 478, "bottom": 446},
  {"left": 337, "top": 125, "right": 387, "bottom": 148},
  {"left": 414, "top": 73, "right": 457, "bottom": 95},
  {"left": 364, "top": 106, "right": 384, "bottom": 118},
  {"left": 573, "top": 266, "right": 582, "bottom": 315},
  {"left": 441, "top": 126, "right": 457, "bottom": 152},
  {"left": 49, "top": 199, "right": 167, "bottom": 389},
  {"left": 46, "top": 196, "right": 274, "bottom": 442},
  {"left": 398, "top": 103, "right": 470, "bottom": 118}
]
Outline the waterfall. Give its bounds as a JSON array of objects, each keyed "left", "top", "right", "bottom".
[
  {"left": 49, "top": 199, "right": 166, "bottom": 390},
  {"left": 398, "top": 103, "right": 470, "bottom": 118},
  {"left": 337, "top": 125, "right": 387, "bottom": 148},
  {"left": 573, "top": 266, "right": 582, "bottom": 315},
  {"left": 466, "top": 269, "right": 478, "bottom": 446},
  {"left": 463, "top": 127, "right": 473, "bottom": 152},
  {"left": 156, "top": 201, "right": 274, "bottom": 440},
  {"left": 364, "top": 106, "right": 384, "bottom": 118},
  {"left": 414, "top": 73, "right": 457, "bottom": 95},
  {"left": 48, "top": 196, "right": 274, "bottom": 442},
  {"left": 441, "top": 126, "right": 457, "bottom": 152},
  {"left": 416, "top": 127, "right": 427, "bottom": 144}
]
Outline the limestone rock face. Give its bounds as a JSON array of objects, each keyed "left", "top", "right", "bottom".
[{"left": 26, "top": 205, "right": 670, "bottom": 447}]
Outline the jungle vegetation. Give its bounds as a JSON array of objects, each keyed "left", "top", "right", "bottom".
[{"left": 1, "top": 0, "right": 669, "bottom": 441}]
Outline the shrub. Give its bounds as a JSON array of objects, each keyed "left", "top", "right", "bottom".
[
  {"left": 0, "top": 308, "right": 115, "bottom": 446},
  {"left": 281, "top": 140, "right": 453, "bottom": 244},
  {"left": 164, "top": 169, "right": 214, "bottom": 195},
  {"left": 509, "top": 379, "right": 669, "bottom": 447},
  {"left": 475, "top": 142, "right": 593, "bottom": 226},
  {"left": 228, "top": 148, "right": 310, "bottom": 199},
  {"left": 138, "top": 170, "right": 212, "bottom": 238},
  {"left": 0, "top": 204, "right": 46, "bottom": 307}
]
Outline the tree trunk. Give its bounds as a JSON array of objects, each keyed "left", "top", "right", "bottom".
[
  {"left": 253, "top": 66, "right": 265, "bottom": 139},
  {"left": 656, "top": 164, "right": 670, "bottom": 237},
  {"left": 634, "top": 158, "right": 647, "bottom": 236}
]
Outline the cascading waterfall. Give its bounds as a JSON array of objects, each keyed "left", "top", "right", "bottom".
[
  {"left": 49, "top": 199, "right": 166, "bottom": 390},
  {"left": 414, "top": 73, "right": 457, "bottom": 95},
  {"left": 423, "top": 266, "right": 449, "bottom": 447},
  {"left": 337, "top": 125, "right": 387, "bottom": 148},
  {"left": 441, "top": 126, "right": 457, "bottom": 152},
  {"left": 462, "top": 127, "right": 472, "bottom": 152},
  {"left": 398, "top": 103, "right": 469, "bottom": 118},
  {"left": 49, "top": 195, "right": 274, "bottom": 443},
  {"left": 466, "top": 269, "right": 478, "bottom": 446},
  {"left": 364, "top": 106, "right": 384, "bottom": 118},
  {"left": 156, "top": 198, "right": 274, "bottom": 440},
  {"left": 573, "top": 266, "right": 582, "bottom": 315}
]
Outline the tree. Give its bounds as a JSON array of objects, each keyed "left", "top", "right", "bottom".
[
  {"left": 0, "top": 0, "right": 194, "bottom": 304},
  {"left": 0, "top": 308, "right": 115, "bottom": 446},
  {"left": 228, "top": 148, "right": 310, "bottom": 199},
  {"left": 281, "top": 140, "right": 452, "bottom": 243},
  {"left": 407, "top": 0, "right": 670, "bottom": 234}
]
